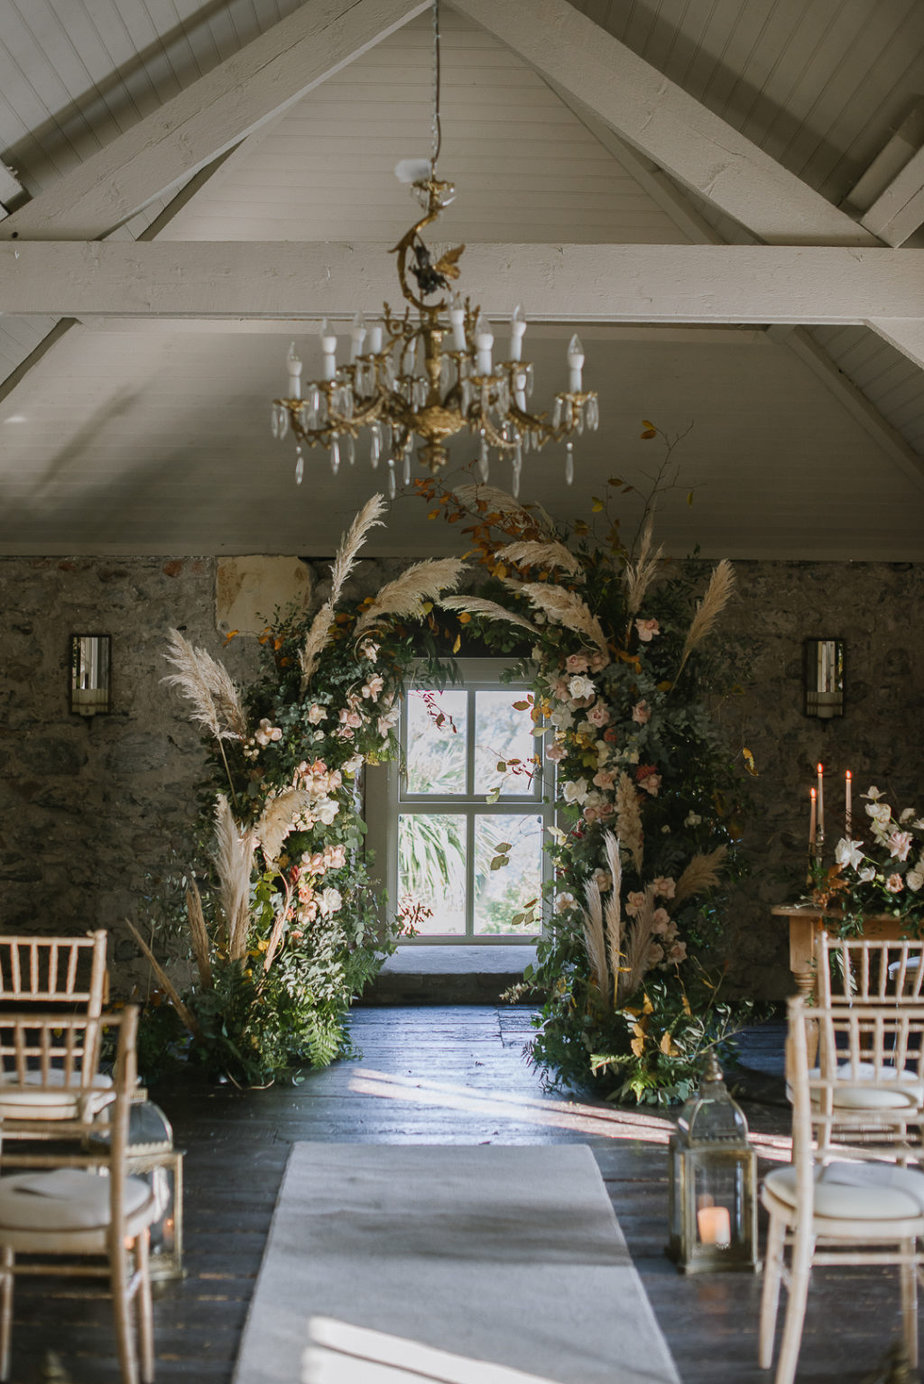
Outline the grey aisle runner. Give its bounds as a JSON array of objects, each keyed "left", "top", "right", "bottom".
[{"left": 233, "top": 1143, "right": 681, "bottom": 1384}]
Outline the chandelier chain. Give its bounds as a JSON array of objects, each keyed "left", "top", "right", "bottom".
[{"left": 430, "top": 0, "right": 442, "bottom": 173}]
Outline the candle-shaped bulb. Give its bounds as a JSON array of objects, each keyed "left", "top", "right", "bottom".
[
  {"left": 449, "top": 291, "right": 467, "bottom": 352},
  {"left": 567, "top": 333, "right": 584, "bottom": 393},
  {"left": 350, "top": 310, "right": 367, "bottom": 362},
  {"left": 474, "top": 312, "right": 494, "bottom": 376},
  {"left": 368, "top": 321, "right": 383, "bottom": 355},
  {"left": 320, "top": 317, "right": 337, "bottom": 380},
  {"left": 509, "top": 304, "right": 527, "bottom": 362},
  {"left": 286, "top": 342, "right": 303, "bottom": 400}
]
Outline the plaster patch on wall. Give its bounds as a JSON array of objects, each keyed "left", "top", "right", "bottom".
[{"left": 216, "top": 556, "right": 312, "bottom": 635}]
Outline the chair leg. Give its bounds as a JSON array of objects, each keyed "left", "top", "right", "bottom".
[
  {"left": 0, "top": 1247, "right": 13, "bottom": 1383},
  {"left": 136, "top": 1229, "right": 155, "bottom": 1384},
  {"left": 899, "top": 1239, "right": 919, "bottom": 1369},
  {"left": 774, "top": 1228, "right": 814, "bottom": 1384},
  {"left": 758, "top": 1212, "right": 786, "bottom": 1369},
  {"left": 110, "top": 1234, "right": 139, "bottom": 1384}
]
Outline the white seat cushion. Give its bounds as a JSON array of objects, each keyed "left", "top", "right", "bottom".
[
  {"left": 0, "top": 1069, "right": 112, "bottom": 1089},
  {"left": 766, "top": 1161, "right": 924, "bottom": 1222},
  {"left": 0, "top": 1168, "right": 153, "bottom": 1233},
  {"left": 0, "top": 1068, "right": 114, "bottom": 1120},
  {"left": 806, "top": 1061, "right": 924, "bottom": 1110}
]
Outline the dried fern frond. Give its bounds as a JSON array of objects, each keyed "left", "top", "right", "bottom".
[
  {"left": 581, "top": 879, "right": 609, "bottom": 998},
  {"left": 615, "top": 774, "right": 644, "bottom": 875},
  {"left": 676, "top": 559, "right": 735, "bottom": 678},
  {"left": 354, "top": 558, "right": 467, "bottom": 635},
  {"left": 624, "top": 516, "right": 664, "bottom": 618},
  {"left": 515, "top": 582, "right": 609, "bottom": 659},
  {"left": 163, "top": 629, "right": 246, "bottom": 741},
  {"left": 452, "top": 483, "right": 544, "bottom": 533},
  {"left": 299, "top": 599, "right": 335, "bottom": 692},
  {"left": 621, "top": 886, "right": 656, "bottom": 1000},
  {"left": 213, "top": 795, "right": 255, "bottom": 962},
  {"left": 674, "top": 845, "right": 728, "bottom": 904},
  {"left": 123, "top": 918, "right": 202, "bottom": 1040},
  {"left": 495, "top": 539, "right": 584, "bottom": 578},
  {"left": 329, "top": 492, "right": 387, "bottom": 606},
  {"left": 602, "top": 831, "right": 623, "bottom": 989},
  {"left": 185, "top": 879, "right": 212, "bottom": 990},
  {"left": 255, "top": 786, "right": 314, "bottom": 867},
  {"left": 438, "top": 595, "right": 539, "bottom": 636}
]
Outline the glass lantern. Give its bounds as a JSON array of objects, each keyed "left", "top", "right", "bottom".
[
  {"left": 667, "top": 1052, "right": 757, "bottom": 1273},
  {"left": 92, "top": 1100, "right": 184, "bottom": 1281}
]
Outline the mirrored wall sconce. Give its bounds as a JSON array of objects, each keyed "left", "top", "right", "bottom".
[
  {"left": 70, "top": 634, "right": 111, "bottom": 717},
  {"left": 803, "top": 638, "right": 844, "bottom": 719}
]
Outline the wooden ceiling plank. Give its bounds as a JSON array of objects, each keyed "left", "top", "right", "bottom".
[
  {"left": 0, "top": 0, "right": 429, "bottom": 243},
  {"left": 860, "top": 144, "right": 924, "bottom": 246},
  {"left": 449, "top": 0, "right": 877, "bottom": 247},
  {"left": 2, "top": 240, "right": 921, "bottom": 321},
  {"left": 867, "top": 320, "right": 924, "bottom": 373}
]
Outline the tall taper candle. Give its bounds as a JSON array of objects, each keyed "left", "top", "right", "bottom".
[
  {"left": 809, "top": 787, "right": 817, "bottom": 850},
  {"left": 845, "top": 769, "right": 852, "bottom": 838},
  {"left": 816, "top": 762, "right": 824, "bottom": 842}
]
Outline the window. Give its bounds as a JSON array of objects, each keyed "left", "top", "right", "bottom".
[{"left": 365, "top": 660, "right": 549, "bottom": 943}]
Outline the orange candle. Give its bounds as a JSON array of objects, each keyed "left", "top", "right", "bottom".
[{"left": 697, "top": 1204, "right": 731, "bottom": 1247}]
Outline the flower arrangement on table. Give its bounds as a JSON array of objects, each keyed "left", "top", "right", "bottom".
[
  {"left": 806, "top": 774, "right": 924, "bottom": 933},
  {"left": 134, "top": 495, "right": 465, "bottom": 1084},
  {"left": 417, "top": 472, "right": 753, "bottom": 1104}
]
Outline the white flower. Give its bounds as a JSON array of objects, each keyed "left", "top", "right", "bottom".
[
  {"left": 684, "top": 811, "right": 702, "bottom": 827},
  {"left": 834, "top": 837, "right": 866, "bottom": 871},
  {"left": 550, "top": 706, "right": 574, "bottom": 730},
  {"left": 889, "top": 831, "right": 914, "bottom": 862},
  {"left": 900, "top": 808, "right": 916, "bottom": 823},
  {"left": 562, "top": 778, "right": 589, "bottom": 805},
  {"left": 315, "top": 798, "right": 339, "bottom": 825},
  {"left": 306, "top": 704, "right": 327, "bottom": 724},
  {"left": 343, "top": 753, "right": 364, "bottom": 777},
  {"left": 358, "top": 641, "right": 379, "bottom": 663},
  {"left": 318, "top": 887, "right": 343, "bottom": 917},
  {"left": 863, "top": 786, "right": 885, "bottom": 800},
  {"left": 866, "top": 801, "right": 892, "bottom": 824},
  {"left": 858, "top": 865, "right": 876, "bottom": 883},
  {"left": 554, "top": 891, "right": 576, "bottom": 914},
  {"left": 567, "top": 674, "right": 595, "bottom": 702},
  {"left": 908, "top": 868, "right": 924, "bottom": 893}
]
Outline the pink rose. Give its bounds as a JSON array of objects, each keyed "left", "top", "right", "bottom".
[
  {"left": 652, "top": 876, "right": 676, "bottom": 899},
  {"left": 651, "top": 907, "right": 672, "bottom": 935},
  {"left": 546, "top": 742, "right": 566, "bottom": 763},
  {"left": 635, "top": 618, "right": 660, "bottom": 642},
  {"left": 565, "top": 653, "right": 589, "bottom": 674},
  {"left": 587, "top": 703, "right": 610, "bottom": 727},
  {"left": 588, "top": 651, "right": 609, "bottom": 672},
  {"left": 636, "top": 765, "right": 661, "bottom": 796},
  {"left": 668, "top": 941, "right": 687, "bottom": 964},
  {"left": 886, "top": 874, "right": 905, "bottom": 893},
  {"left": 889, "top": 831, "right": 913, "bottom": 862},
  {"left": 592, "top": 769, "right": 615, "bottom": 790},
  {"left": 632, "top": 700, "right": 651, "bottom": 725},
  {"left": 626, "top": 891, "right": 646, "bottom": 917}
]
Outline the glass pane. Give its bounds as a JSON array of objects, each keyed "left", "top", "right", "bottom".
[
  {"left": 473, "top": 813, "right": 542, "bottom": 936},
  {"left": 473, "top": 690, "right": 537, "bottom": 797},
  {"left": 398, "top": 812, "right": 466, "bottom": 936},
  {"left": 405, "top": 688, "right": 468, "bottom": 795}
]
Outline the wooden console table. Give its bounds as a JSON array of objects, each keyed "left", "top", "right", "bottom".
[{"left": 771, "top": 905, "right": 907, "bottom": 999}]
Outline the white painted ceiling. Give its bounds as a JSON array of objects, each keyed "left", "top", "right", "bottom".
[{"left": 0, "top": 0, "right": 922, "bottom": 559}]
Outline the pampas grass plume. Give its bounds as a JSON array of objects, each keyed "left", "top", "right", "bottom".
[
  {"left": 676, "top": 559, "right": 735, "bottom": 677},
  {"left": 354, "top": 558, "right": 467, "bottom": 635}
]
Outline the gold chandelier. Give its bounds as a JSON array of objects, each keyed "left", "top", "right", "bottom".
[{"left": 271, "top": 1, "right": 598, "bottom": 499}]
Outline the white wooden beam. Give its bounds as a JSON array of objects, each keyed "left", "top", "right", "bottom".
[
  {"left": 867, "top": 320, "right": 924, "bottom": 373},
  {"left": 450, "top": 0, "right": 876, "bottom": 248},
  {"left": 859, "top": 145, "right": 924, "bottom": 247},
  {"left": 0, "top": 242, "right": 920, "bottom": 323},
  {"left": 0, "top": 0, "right": 428, "bottom": 243}
]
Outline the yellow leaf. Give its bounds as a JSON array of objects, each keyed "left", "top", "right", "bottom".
[
  {"left": 452, "top": 633, "right": 461, "bottom": 654},
  {"left": 641, "top": 419, "right": 656, "bottom": 430},
  {"left": 742, "top": 746, "right": 758, "bottom": 776},
  {"left": 660, "top": 1031, "right": 679, "bottom": 1057},
  {"left": 458, "top": 612, "right": 471, "bottom": 624},
  {"left": 591, "top": 498, "right": 604, "bottom": 512},
  {"left": 630, "top": 1035, "right": 646, "bottom": 1057},
  {"left": 687, "top": 491, "right": 694, "bottom": 506},
  {"left": 657, "top": 679, "right": 673, "bottom": 692},
  {"left": 682, "top": 995, "right": 692, "bottom": 1017},
  {"left": 641, "top": 992, "right": 654, "bottom": 1015},
  {"left": 223, "top": 629, "right": 239, "bottom": 644}
]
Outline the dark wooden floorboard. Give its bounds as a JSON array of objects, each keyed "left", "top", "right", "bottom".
[{"left": 9, "top": 1006, "right": 917, "bottom": 1383}]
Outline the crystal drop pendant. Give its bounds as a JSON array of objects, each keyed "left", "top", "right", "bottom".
[
  {"left": 295, "top": 448, "right": 304, "bottom": 485},
  {"left": 271, "top": 406, "right": 280, "bottom": 440},
  {"left": 525, "top": 363, "right": 534, "bottom": 398},
  {"left": 387, "top": 458, "right": 397, "bottom": 499},
  {"left": 330, "top": 438, "right": 341, "bottom": 475},
  {"left": 370, "top": 424, "right": 382, "bottom": 469},
  {"left": 511, "top": 454, "right": 522, "bottom": 499},
  {"left": 552, "top": 397, "right": 563, "bottom": 429},
  {"left": 345, "top": 434, "right": 356, "bottom": 467},
  {"left": 403, "top": 451, "right": 411, "bottom": 485},
  {"left": 575, "top": 407, "right": 585, "bottom": 436},
  {"left": 588, "top": 396, "right": 599, "bottom": 430},
  {"left": 478, "top": 432, "right": 490, "bottom": 483},
  {"left": 382, "top": 421, "right": 393, "bottom": 455},
  {"left": 461, "top": 378, "right": 473, "bottom": 412},
  {"left": 565, "top": 441, "right": 574, "bottom": 486}
]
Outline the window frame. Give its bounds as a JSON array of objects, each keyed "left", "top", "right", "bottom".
[{"left": 364, "top": 658, "right": 552, "bottom": 945}]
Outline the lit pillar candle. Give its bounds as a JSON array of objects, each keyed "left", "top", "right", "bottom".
[
  {"left": 567, "top": 333, "right": 584, "bottom": 392},
  {"left": 319, "top": 318, "right": 337, "bottom": 381},
  {"left": 845, "top": 770, "right": 853, "bottom": 838},
  {"left": 450, "top": 292, "right": 467, "bottom": 352},
  {"left": 474, "top": 313, "right": 494, "bottom": 376},
  {"left": 816, "top": 762, "right": 825, "bottom": 842},
  {"left": 286, "top": 342, "right": 303, "bottom": 400},
  {"left": 349, "top": 311, "right": 367, "bottom": 362},
  {"left": 697, "top": 1205, "right": 731, "bottom": 1247},
  {"left": 809, "top": 787, "right": 817, "bottom": 851},
  {"left": 509, "top": 304, "right": 526, "bottom": 362}
]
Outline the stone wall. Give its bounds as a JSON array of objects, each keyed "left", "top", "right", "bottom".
[{"left": 0, "top": 554, "right": 921, "bottom": 999}]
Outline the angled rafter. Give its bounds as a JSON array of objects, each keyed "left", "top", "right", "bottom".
[
  {"left": 0, "top": 0, "right": 428, "bottom": 243},
  {"left": 859, "top": 146, "right": 924, "bottom": 246},
  {"left": 1, "top": 241, "right": 921, "bottom": 322},
  {"left": 450, "top": 0, "right": 877, "bottom": 249}
]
